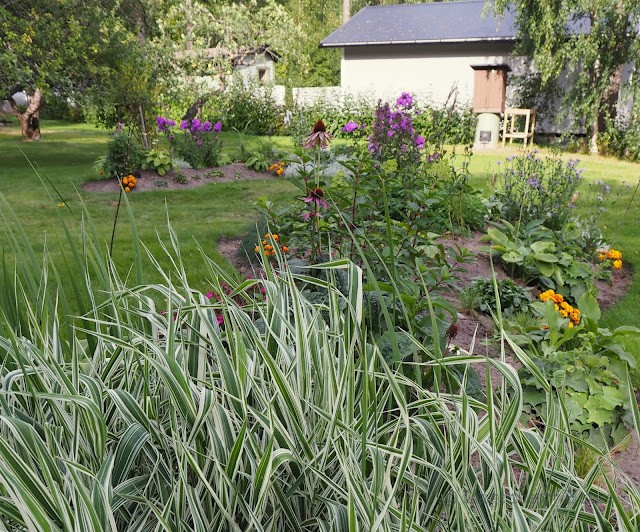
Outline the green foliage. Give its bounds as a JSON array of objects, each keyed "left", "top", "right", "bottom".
[
  {"left": 209, "top": 81, "right": 283, "bottom": 136},
  {"left": 469, "top": 277, "right": 532, "bottom": 317},
  {"left": 244, "top": 139, "right": 283, "bottom": 172},
  {"left": 514, "top": 294, "right": 640, "bottom": 446},
  {"left": 155, "top": 179, "right": 169, "bottom": 187},
  {"left": 483, "top": 219, "right": 598, "bottom": 302},
  {"left": 494, "top": 0, "right": 640, "bottom": 151},
  {"left": 144, "top": 146, "right": 173, "bottom": 176},
  {"left": 174, "top": 170, "right": 188, "bottom": 184},
  {"left": 0, "top": 192, "right": 639, "bottom": 529},
  {"left": 490, "top": 153, "right": 584, "bottom": 230},
  {"left": 96, "top": 127, "right": 145, "bottom": 178}
]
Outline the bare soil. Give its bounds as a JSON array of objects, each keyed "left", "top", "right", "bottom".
[{"left": 82, "top": 163, "right": 275, "bottom": 193}]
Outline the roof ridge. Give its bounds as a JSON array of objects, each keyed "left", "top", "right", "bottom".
[{"left": 361, "top": 0, "right": 491, "bottom": 8}]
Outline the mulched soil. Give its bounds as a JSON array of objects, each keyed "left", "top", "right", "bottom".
[{"left": 82, "top": 162, "right": 275, "bottom": 193}]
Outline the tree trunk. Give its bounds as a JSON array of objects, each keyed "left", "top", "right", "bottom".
[
  {"left": 343, "top": 0, "right": 351, "bottom": 23},
  {"left": 590, "top": 114, "right": 599, "bottom": 155},
  {"left": 10, "top": 88, "right": 42, "bottom": 140}
]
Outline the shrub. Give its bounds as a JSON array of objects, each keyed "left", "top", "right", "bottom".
[
  {"left": 491, "top": 153, "right": 584, "bottom": 230},
  {"left": 211, "top": 81, "right": 283, "bottom": 136},
  {"left": 95, "top": 125, "right": 145, "bottom": 178}
]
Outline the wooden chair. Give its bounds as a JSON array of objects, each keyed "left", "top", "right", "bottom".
[{"left": 502, "top": 108, "right": 536, "bottom": 148}]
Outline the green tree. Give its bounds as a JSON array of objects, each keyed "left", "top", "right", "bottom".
[{"left": 495, "top": 0, "right": 640, "bottom": 153}]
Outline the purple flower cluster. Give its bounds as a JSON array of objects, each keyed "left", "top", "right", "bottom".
[
  {"left": 396, "top": 92, "right": 414, "bottom": 109},
  {"left": 341, "top": 121, "right": 359, "bottom": 133},
  {"left": 366, "top": 94, "right": 425, "bottom": 168},
  {"left": 156, "top": 116, "right": 176, "bottom": 132}
]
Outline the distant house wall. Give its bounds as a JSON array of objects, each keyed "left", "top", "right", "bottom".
[
  {"left": 342, "top": 42, "right": 520, "bottom": 106},
  {"left": 233, "top": 55, "right": 276, "bottom": 85}
]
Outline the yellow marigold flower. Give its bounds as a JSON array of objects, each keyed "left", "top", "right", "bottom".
[
  {"left": 560, "top": 310, "right": 568, "bottom": 318},
  {"left": 265, "top": 234, "right": 271, "bottom": 239},
  {"left": 272, "top": 234, "right": 279, "bottom": 241},
  {"left": 568, "top": 322, "right": 574, "bottom": 328},
  {"left": 552, "top": 294, "right": 564, "bottom": 304},
  {"left": 613, "top": 259, "right": 622, "bottom": 269},
  {"left": 554, "top": 304, "right": 560, "bottom": 311},
  {"left": 265, "top": 244, "right": 273, "bottom": 250}
]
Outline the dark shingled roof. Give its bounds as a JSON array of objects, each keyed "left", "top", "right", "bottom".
[
  {"left": 320, "top": 1, "right": 518, "bottom": 47},
  {"left": 320, "top": 1, "right": 589, "bottom": 48}
]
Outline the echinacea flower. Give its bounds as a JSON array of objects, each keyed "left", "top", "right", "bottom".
[
  {"left": 303, "top": 120, "right": 332, "bottom": 149},
  {"left": 300, "top": 210, "right": 323, "bottom": 221},
  {"left": 300, "top": 187, "right": 328, "bottom": 210}
]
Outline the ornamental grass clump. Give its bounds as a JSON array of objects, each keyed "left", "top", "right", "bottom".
[{"left": 0, "top": 191, "right": 639, "bottom": 529}]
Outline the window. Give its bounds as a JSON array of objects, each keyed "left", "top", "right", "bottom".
[{"left": 258, "top": 68, "right": 268, "bottom": 84}]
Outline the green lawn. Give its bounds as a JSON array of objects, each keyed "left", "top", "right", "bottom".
[
  {"left": 0, "top": 120, "right": 297, "bottom": 291},
  {"left": 1, "top": 120, "right": 639, "bottom": 359}
]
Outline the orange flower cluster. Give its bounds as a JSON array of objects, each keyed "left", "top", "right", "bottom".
[
  {"left": 269, "top": 162, "right": 285, "bottom": 176},
  {"left": 539, "top": 289, "right": 580, "bottom": 327},
  {"left": 597, "top": 248, "right": 623, "bottom": 270},
  {"left": 254, "top": 233, "right": 289, "bottom": 256},
  {"left": 122, "top": 174, "right": 137, "bottom": 192}
]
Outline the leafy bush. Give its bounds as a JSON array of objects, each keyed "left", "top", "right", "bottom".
[
  {"left": 483, "top": 219, "right": 597, "bottom": 302},
  {"left": 469, "top": 277, "right": 532, "bottom": 317},
  {"left": 210, "top": 81, "right": 283, "bottom": 136},
  {"left": 95, "top": 126, "right": 145, "bottom": 178},
  {"left": 172, "top": 118, "right": 223, "bottom": 168},
  {"left": 144, "top": 146, "right": 173, "bottom": 176},
  {"left": 244, "top": 139, "right": 284, "bottom": 172},
  {"left": 491, "top": 153, "right": 584, "bottom": 230},
  {"left": 512, "top": 292, "right": 640, "bottom": 446}
]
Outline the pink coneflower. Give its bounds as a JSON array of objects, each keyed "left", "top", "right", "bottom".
[
  {"left": 303, "top": 120, "right": 332, "bottom": 149},
  {"left": 299, "top": 210, "right": 323, "bottom": 221},
  {"left": 300, "top": 187, "right": 328, "bottom": 210}
]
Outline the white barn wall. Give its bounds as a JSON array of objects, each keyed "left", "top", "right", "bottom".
[{"left": 341, "top": 42, "right": 519, "bottom": 107}]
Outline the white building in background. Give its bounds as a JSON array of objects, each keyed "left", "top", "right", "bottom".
[{"left": 318, "top": 1, "right": 631, "bottom": 134}]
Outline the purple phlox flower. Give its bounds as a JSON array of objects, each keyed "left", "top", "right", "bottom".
[
  {"left": 387, "top": 130, "right": 395, "bottom": 137},
  {"left": 416, "top": 110, "right": 421, "bottom": 115},
  {"left": 193, "top": 135, "right": 198, "bottom": 140},
  {"left": 192, "top": 118, "right": 201, "bottom": 129},
  {"left": 213, "top": 121, "right": 222, "bottom": 132},
  {"left": 215, "top": 135, "right": 218, "bottom": 140},
  {"left": 300, "top": 187, "right": 328, "bottom": 210},
  {"left": 415, "top": 135, "right": 425, "bottom": 151},
  {"left": 180, "top": 120, "right": 189, "bottom": 130},
  {"left": 396, "top": 92, "right": 414, "bottom": 109},
  {"left": 203, "top": 121, "right": 212, "bottom": 132},
  {"left": 168, "top": 120, "right": 176, "bottom": 127},
  {"left": 360, "top": 122, "right": 366, "bottom": 130},
  {"left": 341, "top": 121, "right": 359, "bottom": 132},
  {"left": 156, "top": 116, "right": 166, "bottom": 131},
  {"left": 197, "top": 140, "right": 202, "bottom": 146}
]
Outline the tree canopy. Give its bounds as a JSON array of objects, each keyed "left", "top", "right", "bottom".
[{"left": 495, "top": 0, "right": 640, "bottom": 153}]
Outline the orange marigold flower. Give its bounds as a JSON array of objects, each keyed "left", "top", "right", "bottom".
[
  {"left": 272, "top": 234, "right": 279, "bottom": 241},
  {"left": 254, "top": 246, "right": 260, "bottom": 253},
  {"left": 125, "top": 187, "right": 131, "bottom": 192},
  {"left": 283, "top": 246, "right": 289, "bottom": 252},
  {"left": 99, "top": 171, "right": 103, "bottom": 175}
]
